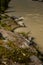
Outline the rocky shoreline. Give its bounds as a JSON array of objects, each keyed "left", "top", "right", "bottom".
[{"left": 0, "top": 14, "right": 43, "bottom": 65}]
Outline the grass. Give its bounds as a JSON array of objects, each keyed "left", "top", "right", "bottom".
[{"left": 0, "top": 40, "right": 37, "bottom": 65}]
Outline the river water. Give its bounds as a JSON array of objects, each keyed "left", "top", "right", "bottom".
[{"left": 6, "top": 0, "right": 43, "bottom": 52}]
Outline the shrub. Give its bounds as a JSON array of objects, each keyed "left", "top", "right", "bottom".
[{"left": 0, "top": 0, "right": 10, "bottom": 13}]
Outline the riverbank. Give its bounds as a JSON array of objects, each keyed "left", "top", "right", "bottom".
[
  {"left": 6, "top": 12, "right": 43, "bottom": 53},
  {"left": 14, "top": 13, "right": 43, "bottom": 53},
  {"left": 5, "top": 0, "right": 43, "bottom": 52},
  {"left": 0, "top": 14, "right": 43, "bottom": 65}
]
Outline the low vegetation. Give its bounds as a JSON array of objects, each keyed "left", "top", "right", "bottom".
[
  {"left": 0, "top": 42, "right": 36, "bottom": 65},
  {"left": 0, "top": 0, "right": 10, "bottom": 13},
  {"left": 0, "top": 2, "right": 43, "bottom": 64}
]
